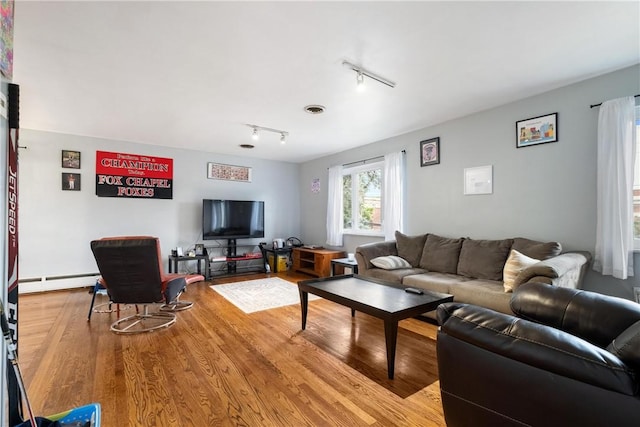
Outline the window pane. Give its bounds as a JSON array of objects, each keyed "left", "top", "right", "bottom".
[
  {"left": 357, "top": 169, "right": 381, "bottom": 231},
  {"left": 343, "top": 175, "right": 352, "bottom": 229}
]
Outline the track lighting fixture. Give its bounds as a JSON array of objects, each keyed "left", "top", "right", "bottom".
[
  {"left": 342, "top": 60, "right": 396, "bottom": 89},
  {"left": 245, "top": 124, "right": 289, "bottom": 144}
]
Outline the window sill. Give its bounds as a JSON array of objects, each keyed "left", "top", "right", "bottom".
[{"left": 343, "top": 231, "right": 385, "bottom": 238}]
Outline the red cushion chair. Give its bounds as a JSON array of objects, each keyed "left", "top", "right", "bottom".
[{"left": 90, "top": 236, "right": 204, "bottom": 333}]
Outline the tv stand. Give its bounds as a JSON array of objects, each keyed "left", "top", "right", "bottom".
[{"left": 206, "top": 238, "right": 266, "bottom": 278}]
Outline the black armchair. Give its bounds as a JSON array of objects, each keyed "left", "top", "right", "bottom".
[{"left": 436, "top": 282, "right": 640, "bottom": 427}]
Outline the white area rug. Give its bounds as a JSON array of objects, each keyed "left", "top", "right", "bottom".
[{"left": 210, "top": 277, "right": 319, "bottom": 313}]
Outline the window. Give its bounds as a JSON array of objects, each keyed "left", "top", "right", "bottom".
[
  {"left": 633, "top": 105, "right": 640, "bottom": 248},
  {"left": 343, "top": 161, "right": 383, "bottom": 235}
]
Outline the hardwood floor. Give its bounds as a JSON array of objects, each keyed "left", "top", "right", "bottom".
[{"left": 18, "top": 272, "right": 446, "bottom": 426}]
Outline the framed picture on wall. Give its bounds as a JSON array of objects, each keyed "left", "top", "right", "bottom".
[
  {"left": 62, "top": 150, "right": 81, "bottom": 169},
  {"left": 516, "top": 113, "right": 558, "bottom": 148},
  {"left": 420, "top": 137, "right": 440, "bottom": 167},
  {"left": 62, "top": 173, "right": 81, "bottom": 191}
]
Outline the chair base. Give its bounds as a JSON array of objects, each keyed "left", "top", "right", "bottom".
[
  {"left": 160, "top": 300, "right": 194, "bottom": 312},
  {"left": 110, "top": 306, "right": 176, "bottom": 334},
  {"left": 92, "top": 302, "right": 135, "bottom": 314}
]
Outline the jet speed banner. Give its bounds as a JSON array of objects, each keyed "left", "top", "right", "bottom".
[{"left": 95, "top": 150, "right": 173, "bottom": 199}]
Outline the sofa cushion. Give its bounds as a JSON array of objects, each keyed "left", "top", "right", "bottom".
[
  {"left": 363, "top": 267, "right": 427, "bottom": 284},
  {"left": 395, "top": 231, "right": 428, "bottom": 267},
  {"left": 512, "top": 237, "right": 561, "bottom": 260},
  {"left": 403, "top": 272, "right": 473, "bottom": 295},
  {"left": 370, "top": 255, "right": 412, "bottom": 270},
  {"left": 419, "top": 234, "right": 464, "bottom": 274},
  {"left": 457, "top": 238, "right": 513, "bottom": 281},
  {"left": 452, "top": 279, "right": 513, "bottom": 315},
  {"left": 503, "top": 249, "right": 540, "bottom": 292}
]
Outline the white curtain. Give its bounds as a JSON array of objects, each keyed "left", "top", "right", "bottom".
[
  {"left": 383, "top": 151, "right": 405, "bottom": 240},
  {"left": 326, "top": 165, "right": 344, "bottom": 246},
  {"left": 594, "top": 96, "right": 636, "bottom": 279}
]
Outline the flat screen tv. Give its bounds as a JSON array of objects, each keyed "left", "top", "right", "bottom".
[{"left": 202, "top": 199, "right": 265, "bottom": 240}]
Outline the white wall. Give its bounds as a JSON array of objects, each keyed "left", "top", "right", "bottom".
[
  {"left": 299, "top": 65, "right": 640, "bottom": 299},
  {"left": 18, "top": 130, "right": 301, "bottom": 291}
]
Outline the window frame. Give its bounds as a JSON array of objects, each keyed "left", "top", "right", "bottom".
[
  {"left": 633, "top": 104, "right": 640, "bottom": 250},
  {"left": 342, "top": 160, "right": 385, "bottom": 237}
]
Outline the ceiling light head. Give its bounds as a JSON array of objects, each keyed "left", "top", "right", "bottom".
[
  {"left": 251, "top": 127, "right": 259, "bottom": 140},
  {"left": 280, "top": 133, "right": 286, "bottom": 144},
  {"left": 356, "top": 71, "right": 365, "bottom": 91}
]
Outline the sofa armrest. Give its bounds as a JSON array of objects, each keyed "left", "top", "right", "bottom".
[
  {"left": 355, "top": 241, "right": 398, "bottom": 272},
  {"left": 511, "top": 282, "right": 640, "bottom": 348},
  {"left": 437, "top": 302, "right": 636, "bottom": 395},
  {"left": 514, "top": 251, "right": 591, "bottom": 289}
]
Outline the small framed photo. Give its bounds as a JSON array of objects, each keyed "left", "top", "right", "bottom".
[
  {"left": 516, "top": 113, "right": 558, "bottom": 148},
  {"left": 61, "top": 150, "right": 81, "bottom": 169},
  {"left": 62, "top": 173, "right": 81, "bottom": 191},
  {"left": 420, "top": 137, "right": 440, "bottom": 167}
]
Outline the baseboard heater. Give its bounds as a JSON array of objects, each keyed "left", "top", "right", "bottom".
[{"left": 18, "top": 272, "right": 100, "bottom": 294}]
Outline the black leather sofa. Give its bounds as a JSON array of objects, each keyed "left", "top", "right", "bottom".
[{"left": 436, "top": 282, "right": 640, "bottom": 427}]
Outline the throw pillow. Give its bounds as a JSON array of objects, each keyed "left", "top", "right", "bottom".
[
  {"left": 457, "top": 238, "right": 514, "bottom": 281},
  {"left": 512, "top": 237, "right": 562, "bottom": 260},
  {"left": 370, "top": 255, "right": 412, "bottom": 270},
  {"left": 503, "top": 249, "right": 540, "bottom": 292},
  {"left": 395, "top": 231, "right": 428, "bottom": 267},
  {"left": 419, "top": 234, "right": 464, "bottom": 274}
]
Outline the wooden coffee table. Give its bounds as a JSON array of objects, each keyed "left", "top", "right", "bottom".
[{"left": 297, "top": 274, "right": 453, "bottom": 379}]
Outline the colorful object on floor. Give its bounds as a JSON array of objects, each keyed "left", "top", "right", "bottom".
[{"left": 47, "top": 402, "right": 101, "bottom": 426}]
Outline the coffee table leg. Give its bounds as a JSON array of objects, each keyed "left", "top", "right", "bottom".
[
  {"left": 384, "top": 319, "right": 399, "bottom": 379},
  {"left": 299, "top": 289, "right": 308, "bottom": 330}
]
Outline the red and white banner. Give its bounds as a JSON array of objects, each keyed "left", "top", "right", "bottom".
[{"left": 95, "top": 150, "right": 173, "bottom": 199}]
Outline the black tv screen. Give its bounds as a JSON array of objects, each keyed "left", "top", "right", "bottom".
[{"left": 202, "top": 199, "right": 265, "bottom": 240}]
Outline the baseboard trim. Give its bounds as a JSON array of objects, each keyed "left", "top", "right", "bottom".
[{"left": 19, "top": 273, "right": 100, "bottom": 294}]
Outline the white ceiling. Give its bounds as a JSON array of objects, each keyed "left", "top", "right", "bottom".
[{"left": 13, "top": 1, "right": 640, "bottom": 163}]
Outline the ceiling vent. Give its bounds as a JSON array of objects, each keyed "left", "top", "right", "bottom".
[
  {"left": 304, "top": 105, "right": 326, "bottom": 114},
  {"left": 240, "top": 144, "right": 254, "bottom": 149}
]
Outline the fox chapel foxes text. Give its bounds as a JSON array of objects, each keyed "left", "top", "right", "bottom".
[{"left": 95, "top": 151, "right": 174, "bottom": 199}]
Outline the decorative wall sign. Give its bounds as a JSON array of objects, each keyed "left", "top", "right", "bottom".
[
  {"left": 207, "top": 162, "right": 252, "bottom": 182},
  {"left": 95, "top": 150, "right": 173, "bottom": 199},
  {"left": 311, "top": 178, "right": 320, "bottom": 193},
  {"left": 62, "top": 173, "right": 80, "bottom": 191},
  {"left": 420, "top": 137, "right": 440, "bottom": 167},
  {"left": 62, "top": 150, "right": 80, "bottom": 169},
  {"left": 516, "top": 113, "right": 558, "bottom": 148},
  {"left": 464, "top": 165, "right": 493, "bottom": 195}
]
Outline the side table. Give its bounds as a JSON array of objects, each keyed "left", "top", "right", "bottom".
[
  {"left": 331, "top": 257, "right": 359, "bottom": 276},
  {"left": 168, "top": 254, "right": 210, "bottom": 279}
]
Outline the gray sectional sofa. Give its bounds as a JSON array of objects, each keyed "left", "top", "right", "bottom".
[{"left": 355, "top": 231, "right": 591, "bottom": 316}]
